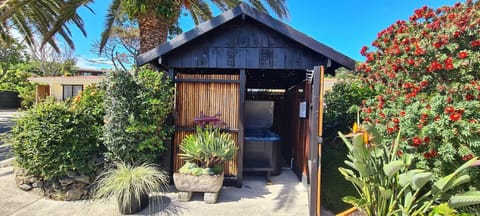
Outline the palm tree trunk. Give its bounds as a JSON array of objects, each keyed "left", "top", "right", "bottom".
[{"left": 138, "top": 14, "right": 168, "bottom": 54}]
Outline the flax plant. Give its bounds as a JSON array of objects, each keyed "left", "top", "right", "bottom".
[{"left": 339, "top": 125, "right": 480, "bottom": 215}]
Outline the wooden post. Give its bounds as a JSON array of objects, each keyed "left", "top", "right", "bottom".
[
  {"left": 164, "top": 68, "right": 175, "bottom": 175},
  {"left": 238, "top": 69, "right": 246, "bottom": 187},
  {"left": 317, "top": 66, "right": 325, "bottom": 216},
  {"left": 309, "top": 66, "right": 325, "bottom": 216},
  {"left": 309, "top": 66, "right": 320, "bottom": 216}
]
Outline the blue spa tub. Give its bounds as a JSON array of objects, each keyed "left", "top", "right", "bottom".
[{"left": 244, "top": 128, "right": 281, "bottom": 179}]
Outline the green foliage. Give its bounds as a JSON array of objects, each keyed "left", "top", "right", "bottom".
[
  {"left": 0, "top": 40, "right": 27, "bottom": 80},
  {"left": 179, "top": 126, "right": 238, "bottom": 172},
  {"left": 103, "top": 68, "right": 174, "bottom": 164},
  {"left": 357, "top": 1, "right": 480, "bottom": 190},
  {"left": 321, "top": 142, "right": 357, "bottom": 213},
  {"left": 92, "top": 162, "right": 168, "bottom": 213},
  {"left": 11, "top": 86, "right": 106, "bottom": 179},
  {"left": 339, "top": 126, "right": 480, "bottom": 215},
  {"left": 178, "top": 162, "right": 223, "bottom": 176},
  {"left": 324, "top": 73, "right": 376, "bottom": 136}
]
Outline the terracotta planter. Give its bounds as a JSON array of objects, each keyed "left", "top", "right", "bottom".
[
  {"left": 173, "top": 172, "right": 224, "bottom": 204},
  {"left": 117, "top": 192, "right": 149, "bottom": 215}
]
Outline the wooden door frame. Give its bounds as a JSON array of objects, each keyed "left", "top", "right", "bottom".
[{"left": 309, "top": 66, "right": 324, "bottom": 216}]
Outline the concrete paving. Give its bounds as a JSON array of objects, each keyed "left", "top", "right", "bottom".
[
  {"left": 0, "top": 164, "right": 336, "bottom": 216},
  {"left": 0, "top": 109, "right": 18, "bottom": 161}
]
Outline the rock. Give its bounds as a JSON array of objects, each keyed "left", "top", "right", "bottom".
[
  {"left": 14, "top": 168, "right": 27, "bottom": 177},
  {"left": 15, "top": 176, "right": 25, "bottom": 185},
  {"left": 24, "top": 176, "right": 37, "bottom": 184},
  {"left": 19, "top": 184, "right": 33, "bottom": 191},
  {"left": 71, "top": 182, "right": 87, "bottom": 189},
  {"left": 66, "top": 171, "right": 79, "bottom": 178},
  {"left": 51, "top": 192, "right": 65, "bottom": 201},
  {"left": 65, "top": 187, "right": 86, "bottom": 201},
  {"left": 32, "top": 181, "right": 44, "bottom": 188},
  {"left": 52, "top": 182, "right": 61, "bottom": 189},
  {"left": 74, "top": 174, "right": 90, "bottom": 184},
  {"left": 59, "top": 177, "right": 75, "bottom": 186},
  {"left": 95, "top": 169, "right": 103, "bottom": 176}
]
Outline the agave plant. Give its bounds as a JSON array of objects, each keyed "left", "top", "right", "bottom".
[
  {"left": 179, "top": 126, "right": 237, "bottom": 173},
  {"left": 92, "top": 162, "right": 168, "bottom": 214}
]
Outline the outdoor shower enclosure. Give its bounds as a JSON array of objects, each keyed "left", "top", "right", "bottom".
[{"left": 136, "top": 3, "right": 355, "bottom": 190}]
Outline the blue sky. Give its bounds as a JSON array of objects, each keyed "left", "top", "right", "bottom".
[{"left": 72, "top": 0, "right": 463, "bottom": 69}]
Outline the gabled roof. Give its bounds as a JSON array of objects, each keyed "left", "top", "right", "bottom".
[{"left": 137, "top": 3, "right": 355, "bottom": 70}]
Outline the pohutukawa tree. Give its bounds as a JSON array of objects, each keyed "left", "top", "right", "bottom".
[{"left": 357, "top": 0, "right": 480, "bottom": 188}]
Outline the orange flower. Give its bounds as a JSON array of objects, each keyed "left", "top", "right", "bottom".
[
  {"left": 353, "top": 122, "right": 359, "bottom": 133},
  {"left": 363, "top": 132, "right": 369, "bottom": 145},
  {"left": 73, "top": 95, "right": 82, "bottom": 103}
]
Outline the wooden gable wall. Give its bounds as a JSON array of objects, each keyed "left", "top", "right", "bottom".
[{"left": 164, "top": 18, "right": 327, "bottom": 70}]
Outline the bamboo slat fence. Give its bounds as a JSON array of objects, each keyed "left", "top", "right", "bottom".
[{"left": 174, "top": 73, "right": 240, "bottom": 177}]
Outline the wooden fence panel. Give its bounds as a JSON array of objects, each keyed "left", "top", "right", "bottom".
[{"left": 174, "top": 73, "right": 240, "bottom": 177}]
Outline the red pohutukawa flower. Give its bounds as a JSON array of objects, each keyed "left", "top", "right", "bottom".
[
  {"left": 462, "top": 154, "right": 474, "bottom": 161},
  {"left": 424, "top": 149, "right": 439, "bottom": 159},
  {"left": 449, "top": 112, "right": 462, "bottom": 121},
  {"left": 412, "top": 137, "right": 423, "bottom": 147},
  {"left": 466, "top": 93, "right": 474, "bottom": 101},
  {"left": 445, "top": 106, "right": 455, "bottom": 113},
  {"left": 458, "top": 51, "right": 469, "bottom": 59}
]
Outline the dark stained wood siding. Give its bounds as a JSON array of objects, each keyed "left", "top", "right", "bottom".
[{"left": 164, "top": 18, "right": 326, "bottom": 70}]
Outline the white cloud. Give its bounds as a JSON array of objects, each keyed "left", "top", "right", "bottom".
[{"left": 75, "top": 55, "right": 113, "bottom": 70}]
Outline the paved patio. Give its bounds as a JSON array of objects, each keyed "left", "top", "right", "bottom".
[
  {"left": 0, "top": 109, "right": 18, "bottom": 162},
  {"left": 0, "top": 164, "right": 336, "bottom": 216}
]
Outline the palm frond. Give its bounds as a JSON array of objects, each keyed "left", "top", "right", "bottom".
[
  {"left": 99, "top": 0, "right": 121, "bottom": 53},
  {"left": 41, "top": 0, "right": 94, "bottom": 49}
]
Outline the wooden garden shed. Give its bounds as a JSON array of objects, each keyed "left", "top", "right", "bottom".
[{"left": 137, "top": 3, "right": 355, "bottom": 215}]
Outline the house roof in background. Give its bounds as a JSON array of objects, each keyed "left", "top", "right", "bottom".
[
  {"left": 28, "top": 76, "right": 106, "bottom": 85},
  {"left": 137, "top": 3, "right": 355, "bottom": 70}
]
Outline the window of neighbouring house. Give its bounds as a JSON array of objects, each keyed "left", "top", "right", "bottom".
[{"left": 63, "top": 85, "right": 83, "bottom": 100}]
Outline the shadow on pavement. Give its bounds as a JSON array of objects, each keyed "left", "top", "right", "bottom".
[{"left": 139, "top": 195, "right": 187, "bottom": 216}]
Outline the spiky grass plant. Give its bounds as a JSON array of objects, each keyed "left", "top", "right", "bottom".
[{"left": 92, "top": 162, "right": 168, "bottom": 214}]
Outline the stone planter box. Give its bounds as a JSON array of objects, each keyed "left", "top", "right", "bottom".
[{"left": 173, "top": 172, "right": 224, "bottom": 204}]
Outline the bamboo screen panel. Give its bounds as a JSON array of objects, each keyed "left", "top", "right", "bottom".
[
  {"left": 174, "top": 73, "right": 240, "bottom": 177},
  {"left": 175, "top": 74, "right": 240, "bottom": 128}
]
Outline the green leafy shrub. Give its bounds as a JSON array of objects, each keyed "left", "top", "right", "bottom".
[
  {"left": 103, "top": 68, "right": 174, "bottom": 164},
  {"left": 339, "top": 125, "right": 480, "bottom": 215},
  {"left": 11, "top": 85, "right": 106, "bottom": 178},
  {"left": 324, "top": 73, "right": 376, "bottom": 136},
  {"left": 357, "top": 1, "right": 480, "bottom": 189},
  {"left": 179, "top": 126, "right": 237, "bottom": 174}
]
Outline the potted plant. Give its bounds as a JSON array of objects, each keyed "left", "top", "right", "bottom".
[
  {"left": 173, "top": 126, "right": 238, "bottom": 204},
  {"left": 92, "top": 162, "right": 168, "bottom": 214}
]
